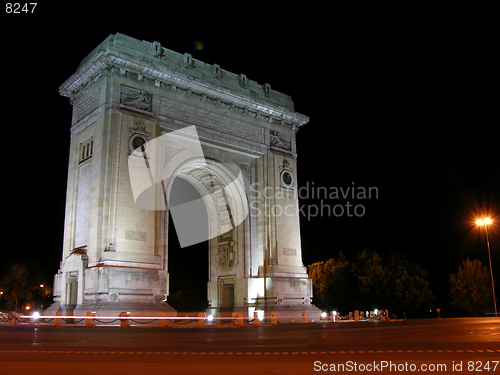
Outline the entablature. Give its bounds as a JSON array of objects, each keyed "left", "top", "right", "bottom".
[{"left": 60, "top": 34, "right": 309, "bottom": 133}]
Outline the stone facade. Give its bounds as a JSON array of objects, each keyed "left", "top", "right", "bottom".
[{"left": 47, "top": 33, "right": 318, "bottom": 320}]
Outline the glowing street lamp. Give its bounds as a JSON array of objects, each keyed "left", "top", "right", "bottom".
[
  {"left": 477, "top": 218, "right": 492, "bottom": 226},
  {"left": 476, "top": 218, "right": 498, "bottom": 317}
]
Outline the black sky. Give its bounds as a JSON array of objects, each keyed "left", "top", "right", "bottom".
[{"left": 1, "top": 7, "right": 498, "bottom": 303}]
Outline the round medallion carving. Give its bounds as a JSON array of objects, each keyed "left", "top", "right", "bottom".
[
  {"left": 280, "top": 170, "right": 294, "bottom": 188},
  {"left": 129, "top": 133, "right": 149, "bottom": 156}
]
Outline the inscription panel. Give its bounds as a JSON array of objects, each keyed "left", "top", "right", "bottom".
[
  {"left": 125, "top": 230, "right": 146, "bottom": 242},
  {"left": 283, "top": 248, "right": 297, "bottom": 256},
  {"left": 75, "top": 163, "right": 91, "bottom": 248},
  {"left": 160, "top": 97, "right": 264, "bottom": 143},
  {"left": 77, "top": 88, "right": 100, "bottom": 120}
]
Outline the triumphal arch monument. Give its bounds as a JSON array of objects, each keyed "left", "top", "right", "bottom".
[{"left": 48, "top": 33, "right": 318, "bottom": 320}]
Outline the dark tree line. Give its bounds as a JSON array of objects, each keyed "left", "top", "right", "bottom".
[
  {"left": 308, "top": 248, "right": 495, "bottom": 317},
  {"left": 308, "top": 248, "right": 434, "bottom": 316}
]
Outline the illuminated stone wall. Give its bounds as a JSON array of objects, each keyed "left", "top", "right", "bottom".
[{"left": 50, "top": 33, "right": 317, "bottom": 319}]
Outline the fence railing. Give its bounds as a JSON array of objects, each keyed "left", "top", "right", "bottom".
[{"left": 1, "top": 309, "right": 393, "bottom": 328}]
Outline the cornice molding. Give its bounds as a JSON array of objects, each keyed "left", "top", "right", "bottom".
[{"left": 60, "top": 34, "right": 310, "bottom": 130}]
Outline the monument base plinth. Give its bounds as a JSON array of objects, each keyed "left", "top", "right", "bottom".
[
  {"left": 43, "top": 301, "right": 177, "bottom": 319},
  {"left": 206, "top": 303, "right": 321, "bottom": 324},
  {"left": 266, "top": 304, "right": 322, "bottom": 323}
]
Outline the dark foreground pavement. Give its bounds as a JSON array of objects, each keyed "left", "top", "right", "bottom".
[{"left": 1, "top": 318, "right": 499, "bottom": 374}]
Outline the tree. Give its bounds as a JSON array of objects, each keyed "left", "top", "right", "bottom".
[
  {"left": 350, "top": 248, "right": 433, "bottom": 313},
  {"left": 449, "top": 258, "right": 492, "bottom": 316},
  {"left": 352, "top": 248, "right": 389, "bottom": 309},
  {"left": 385, "top": 252, "right": 434, "bottom": 312},
  {"left": 308, "top": 253, "right": 352, "bottom": 311},
  {"left": 308, "top": 248, "right": 434, "bottom": 315},
  {"left": 0, "top": 263, "right": 32, "bottom": 311}
]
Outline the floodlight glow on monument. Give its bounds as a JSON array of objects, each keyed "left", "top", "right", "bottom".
[{"left": 128, "top": 125, "right": 248, "bottom": 247}]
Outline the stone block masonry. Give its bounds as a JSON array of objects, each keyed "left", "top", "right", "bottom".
[{"left": 47, "top": 33, "right": 319, "bottom": 322}]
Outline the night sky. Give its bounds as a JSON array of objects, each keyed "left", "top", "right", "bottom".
[{"left": 2, "top": 7, "right": 497, "bottom": 306}]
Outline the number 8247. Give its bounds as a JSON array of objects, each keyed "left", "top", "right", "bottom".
[
  {"left": 6, "top": 3, "right": 37, "bottom": 13},
  {"left": 468, "top": 361, "right": 499, "bottom": 372}
]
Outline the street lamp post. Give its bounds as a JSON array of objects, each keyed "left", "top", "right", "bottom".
[{"left": 477, "top": 218, "right": 498, "bottom": 317}]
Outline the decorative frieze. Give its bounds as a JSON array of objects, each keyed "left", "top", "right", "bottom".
[
  {"left": 64, "top": 62, "right": 307, "bottom": 132},
  {"left": 60, "top": 37, "right": 310, "bottom": 130}
]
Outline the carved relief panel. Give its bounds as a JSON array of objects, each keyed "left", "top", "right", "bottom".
[
  {"left": 215, "top": 230, "right": 236, "bottom": 271},
  {"left": 120, "top": 85, "right": 152, "bottom": 112},
  {"left": 270, "top": 130, "right": 291, "bottom": 152}
]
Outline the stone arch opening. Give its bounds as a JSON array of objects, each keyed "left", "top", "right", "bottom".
[
  {"left": 164, "top": 157, "right": 249, "bottom": 314},
  {"left": 166, "top": 176, "right": 208, "bottom": 312}
]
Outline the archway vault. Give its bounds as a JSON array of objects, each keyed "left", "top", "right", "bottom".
[
  {"left": 165, "top": 157, "right": 249, "bottom": 249},
  {"left": 165, "top": 157, "right": 249, "bottom": 312}
]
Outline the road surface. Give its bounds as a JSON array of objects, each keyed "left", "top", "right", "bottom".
[{"left": 1, "top": 318, "right": 499, "bottom": 374}]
